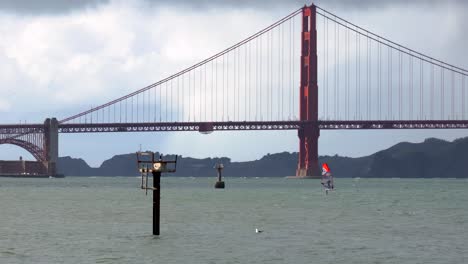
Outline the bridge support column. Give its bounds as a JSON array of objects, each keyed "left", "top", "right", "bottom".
[
  {"left": 295, "top": 4, "right": 320, "bottom": 178},
  {"left": 297, "top": 125, "right": 320, "bottom": 177},
  {"left": 44, "top": 118, "right": 59, "bottom": 176}
]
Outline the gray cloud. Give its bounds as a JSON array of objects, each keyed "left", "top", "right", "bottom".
[
  {"left": 0, "top": 0, "right": 109, "bottom": 15},
  {"left": 1, "top": 0, "right": 467, "bottom": 15},
  {"left": 143, "top": 0, "right": 468, "bottom": 10}
]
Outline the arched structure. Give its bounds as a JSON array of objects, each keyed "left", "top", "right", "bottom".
[
  {"left": 0, "top": 118, "right": 58, "bottom": 175},
  {"left": 0, "top": 138, "right": 45, "bottom": 162}
]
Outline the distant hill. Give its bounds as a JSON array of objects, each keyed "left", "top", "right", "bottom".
[{"left": 57, "top": 137, "right": 468, "bottom": 178}]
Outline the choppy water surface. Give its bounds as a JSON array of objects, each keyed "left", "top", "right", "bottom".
[{"left": 0, "top": 177, "right": 467, "bottom": 264}]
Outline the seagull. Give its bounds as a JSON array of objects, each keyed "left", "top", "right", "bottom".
[{"left": 255, "top": 228, "right": 263, "bottom": 233}]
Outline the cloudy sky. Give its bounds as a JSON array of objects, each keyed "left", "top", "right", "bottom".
[{"left": 0, "top": 0, "right": 467, "bottom": 167}]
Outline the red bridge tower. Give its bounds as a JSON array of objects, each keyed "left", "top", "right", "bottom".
[{"left": 296, "top": 4, "right": 320, "bottom": 178}]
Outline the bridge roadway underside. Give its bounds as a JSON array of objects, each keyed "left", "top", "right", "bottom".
[
  {"left": 56, "top": 120, "right": 468, "bottom": 133},
  {"left": 2, "top": 120, "right": 468, "bottom": 134}
]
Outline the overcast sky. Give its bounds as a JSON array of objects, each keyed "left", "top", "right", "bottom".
[{"left": 1, "top": 0, "right": 467, "bottom": 167}]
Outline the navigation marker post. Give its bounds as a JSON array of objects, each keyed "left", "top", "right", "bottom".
[
  {"left": 214, "top": 163, "right": 225, "bottom": 189},
  {"left": 136, "top": 151, "right": 178, "bottom": 235}
]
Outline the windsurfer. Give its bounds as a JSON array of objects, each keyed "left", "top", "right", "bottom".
[{"left": 321, "top": 163, "right": 334, "bottom": 194}]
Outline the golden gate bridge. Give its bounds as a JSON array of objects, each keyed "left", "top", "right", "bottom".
[{"left": 1, "top": 4, "right": 467, "bottom": 177}]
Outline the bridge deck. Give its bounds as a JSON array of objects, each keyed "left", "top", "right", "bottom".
[{"left": 2, "top": 120, "right": 468, "bottom": 134}]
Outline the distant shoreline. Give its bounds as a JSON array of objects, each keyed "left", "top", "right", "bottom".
[{"left": 53, "top": 136, "right": 468, "bottom": 178}]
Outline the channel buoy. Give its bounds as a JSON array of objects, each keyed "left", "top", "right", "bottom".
[{"left": 214, "top": 163, "right": 225, "bottom": 189}]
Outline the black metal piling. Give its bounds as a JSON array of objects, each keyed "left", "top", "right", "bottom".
[{"left": 152, "top": 170, "right": 161, "bottom": 235}]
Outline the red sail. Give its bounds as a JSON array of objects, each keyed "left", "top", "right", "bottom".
[{"left": 322, "top": 163, "right": 330, "bottom": 175}]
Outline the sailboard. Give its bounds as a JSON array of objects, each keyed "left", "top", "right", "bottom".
[{"left": 321, "top": 163, "right": 334, "bottom": 195}]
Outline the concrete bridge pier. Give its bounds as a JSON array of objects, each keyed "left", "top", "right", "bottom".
[
  {"left": 43, "top": 118, "right": 59, "bottom": 176},
  {"left": 296, "top": 125, "right": 320, "bottom": 178}
]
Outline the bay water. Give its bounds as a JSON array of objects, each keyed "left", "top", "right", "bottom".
[{"left": 0, "top": 177, "right": 467, "bottom": 264}]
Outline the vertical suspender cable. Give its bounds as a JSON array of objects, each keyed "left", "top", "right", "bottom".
[
  {"left": 399, "top": 51, "right": 402, "bottom": 120},
  {"left": 289, "top": 19, "right": 292, "bottom": 119},
  {"left": 188, "top": 72, "right": 190, "bottom": 121},
  {"left": 154, "top": 85, "right": 156, "bottom": 122},
  {"left": 172, "top": 76, "right": 174, "bottom": 122},
  {"left": 292, "top": 14, "right": 299, "bottom": 119},
  {"left": 136, "top": 94, "right": 138, "bottom": 122},
  {"left": 355, "top": 28, "right": 358, "bottom": 120},
  {"left": 211, "top": 60, "right": 214, "bottom": 121},
  {"left": 222, "top": 55, "right": 225, "bottom": 121},
  {"left": 441, "top": 68, "right": 444, "bottom": 119},
  {"left": 324, "top": 18, "right": 327, "bottom": 119},
  {"left": 409, "top": 55, "right": 412, "bottom": 119},
  {"left": 357, "top": 31, "right": 361, "bottom": 120},
  {"left": 213, "top": 60, "right": 220, "bottom": 121},
  {"left": 165, "top": 81, "right": 168, "bottom": 122},
  {"left": 226, "top": 53, "right": 228, "bottom": 120},
  {"left": 420, "top": 59, "right": 424, "bottom": 119},
  {"left": 256, "top": 38, "right": 259, "bottom": 120},
  {"left": 451, "top": 69, "right": 455, "bottom": 119},
  {"left": 160, "top": 77, "right": 163, "bottom": 121},
  {"left": 293, "top": 15, "right": 296, "bottom": 119},
  {"left": 170, "top": 79, "right": 173, "bottom": 122},
  {"left": 462, "top": 75, "right": 465, "bottom": 120},
  {"left": 347, "top": 26, "right": 350, "bottom": 120},
  {"left": 215, "top": 59, "right": 218, "bottom": 121},
  {"left": 326, "top": 18, "right": 329, "bottom": 119},
  {"left": 245, "top": 44, "right": 247, "bottom": 121},
  {"left": 236, "top": 45, "right": 241, "bottom": 121},
  {"left": 366, "top": 34, "right": 369, "bottom": 120},
  {"left": 430, "top": 62, "right": 434, "bottom": 120},
  {"left": 145, "top": 90, "right": 147, "bottom": 122},
  {"left": 260, "top": 36, "right": 263, "bottom": 120},
  {"left": 177, "top": 77, "right": 180, "bottom": 122},
  {"left": 192, "top": 70, "right": 194, "bottom": 121},
  {"left": 270, "top": 29, "right": 274, "bottom": 120},
  {"left": 182, "top": 77, "right": 185, "bottom": 121},
  {"left": 349, "top": 27, "right": 352, "bottom": 120},
  {"left": 337, "top": 21, "right": 340, "bottom": 120},
  {"left": 379, "top": 39, "right": 383, "bottom": 120},
  {"left": 152, "top": 81, "right": 156, "bottom": 122},
  {"left": 233, "top": 49, "right": 236, "bottom": 121},
  {"left": 368, "top": 35, "right": 371, "bottom": 120},
  {"left": 378, "top": 39, "right": 381, "bottom": 120},
  {"left": 227, "top": 48, "right": 230, "bottom": 120},
  {"left": 411, "top": 56, "right": 414, "bottom": 119},
  {"left": 281, "top": 23, "right": 284, "bottom": 120},
  {"left": 276, "top": 24, "right": 280, "bottom": 120},
  {"left": 247, "top": 41, "right": 252, "bottom": 120},
  {"left": 267, "top": 30, "right": 271, "bottom": 120},
  {"left": 388, "top": 47, "right": 392, "bottom": 119},
  {"left": 334, "top": 19, "right": 337, "bottom": 120},
  {"left": 344, "top": 24, "right": 347, "bottom": 120},
  {"left": 199, "top": 65, "right": 202, "bottom": 121},
  {"left": 344, "top": 23, "right": 347, "bottom": 120}
]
